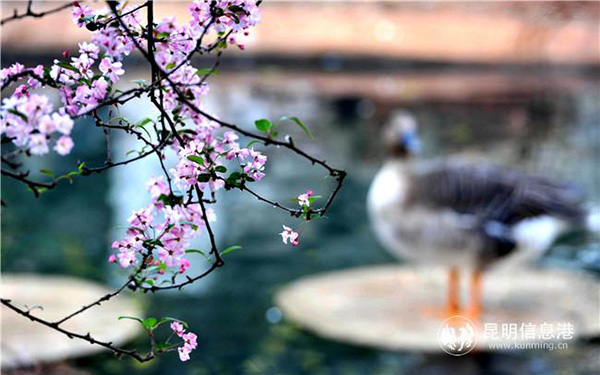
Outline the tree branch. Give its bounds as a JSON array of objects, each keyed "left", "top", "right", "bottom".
[
  {"left": 1, "top": 298, "right": 154, "bottom": 362},
  {"left": 0, "top": 1, "right": 75, "bottom": 26}
]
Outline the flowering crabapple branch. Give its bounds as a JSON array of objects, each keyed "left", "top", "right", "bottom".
[{"left": 1, "top": 0, "right": 346, "bottom": 363}]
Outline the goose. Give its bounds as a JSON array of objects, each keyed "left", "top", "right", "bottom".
[{"left": 367, "top": 111, "right": 587, "bottom": 322}]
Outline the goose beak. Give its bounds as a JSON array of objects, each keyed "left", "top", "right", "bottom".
[{"left": 402, "top": 131, "right": 422, "bottom": 154}]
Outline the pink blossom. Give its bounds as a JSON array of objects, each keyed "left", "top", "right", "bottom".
[
  {"left": 38, "top": 115, "right": 57, "bottom": 134},
  {"left": 178, "top": 346, "right": 191, "bottom": 361},
  {"left": 183, "top": 332, "right": 198, "bottom": 350},
  {"left": 128, "top": 207, "right": 154, "bottom": 228},
  {"left": 298, "top": 190, "right": 314, "bottom": 207},
  {"left": 146, "top": 176, "right": 169, "bottom": 198},
  {"left": 71, "top": 54, "right": 94, "bottom": 79},
  {"left": 157, "top": 247, "right": 185, "bottom": 267},
  {"left": 170, "top": 321, "right": 185, "bottom": 337},
  {"left": 243, "top": 148, "right": 267, "bottom": 181},
  {"left": 280, "top": 225, "right": 299, "bottom": 247},
  {"left": 112, "top": 237, "right": 143, "bottom": 256},
  {"left": 99, "top": 58, "right": 125, "bottom": 83},
  {"left": 117, "top": 248, "right": 137, "bottom": 268},
  {"left": 108, "top": 254, "right": 117, "bottom": 263},
  {"left": 28, "top": 134, "right": 49, "bottom": 155},
  {"left": 226, "top": 144, "right": 250, "bottom": 161},
  {"left": 222, "top": 131, "right": 239, "bottom": 144},
  {"left": 54, "top": 135, "right": 74, "bottom": 156},
  {"left": 14, "top": 85, "right": 29, "bottom": 99},
  {"left": 90, "top": 78, "right": 109, "bottom": 101},
  {"left": 9, "top": 62, "right": 25, "bottom": 75},
  {"left": 72, "top": 2, "right": 94, "bottom": 28},
  {"left": 53, "top": 113, "right": 74, "bottom": 135},
  {"left": 50, "top": 61, "right": 72, "bottom": 85},
  {"left": 78, "top": 42, "right": 100, "bottom": 60},
  {"left": 161, "top": 226, "right": 187, "bottom": 249}
]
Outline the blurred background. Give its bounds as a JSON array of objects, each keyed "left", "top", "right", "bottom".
[{"left": 1, "top": 1, "right": 599, "bottom": 374}]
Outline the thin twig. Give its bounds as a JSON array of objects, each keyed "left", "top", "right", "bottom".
[
  {"left": 1, "top": 298, "right": 154, "bottom": 362},
  {"left": 0, "top": 1, "right": 75, "bottom": 26}
]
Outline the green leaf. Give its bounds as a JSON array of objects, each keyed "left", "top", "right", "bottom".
[
  {"left": 57, "top": 62, "right": 80, "bottom": 73},
  {"left": 157, "top": 193, "right": 184, "bottom": 207},
  {"left": 156, "top": 316, "right": 189, "bottom": 329},
  {"left": 214, "top": 165, "right": 227, "bottom": 173},
  {"left": 246, "top": 140, "right": 263, "bottom": 148},
  {"left": 228, "top": 5, "right": 247, "bottom": 15},
  {"left": 157, "top": 31, "right": 170, "bottom": 40},
  {"left": 166, "top": 62, "right": 176, "bottom": 70},
  {"left": 39, "top": 169, "right": 55, "bottom": 178},
  {"left": 136, "top": 118, "right": 153, "bottom": 127},
  {"left": 220, "top": 245, "right": 242, "bottom": 256},
  {"left": 57, "top": 174, "right": 74, "bottom": 183},
  {"left": 254, "top": 119, "right": 272, "bottom": 132},
  {"left": 185, "top": 249, "right": 205, "bottom": 255},
  {"left": 307, "top": 196, "right": 322, "bottom": 204},
  {"left": 118, "top": 316, "right": 143, "bottom": 324},
  {"left": 7, "top": 108, "right": 28, "bottom": 122},
  {"left": 185, "top": 249, "right": 213, "bottom": 264},
  {"left": 228, "top": 12, "right": 240, "bottom": 24},
  {"left": 180, "top": 221, "right": 198, "bottom": 230},
  {"left": 142, "top": 317, "right": 158, "bottom": 330},
  {"left": 196, "top": 68, "right": 218, "bottom": 76},
  {"left": 277, "top": 116, "right": 314, "bottom": 140},
  {"left": 196, "top": 173, "right": 211, "bottom": 183},
  {"left": 186, "top": 155, "right": 205, "bottom": 165}
]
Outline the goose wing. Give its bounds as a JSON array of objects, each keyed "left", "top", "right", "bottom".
[{"left": 408, "top": 163, "right": 585, "bottom": 226}]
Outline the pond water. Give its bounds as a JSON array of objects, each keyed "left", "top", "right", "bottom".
[{"left": 2, "top": 66, "right": 599, "bottom": 375}]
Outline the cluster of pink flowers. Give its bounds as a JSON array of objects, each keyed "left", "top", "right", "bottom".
[
  {"left": 1, "top": 16, "right": 128, "bottom": 156},
  {"left": 51, "top": 48, "right": 122, "bottom": 117},
  {"left": 1, "top": 1, "right": 153, "bottom": 157},
  {"left": 188, "top": 0, "right": 260, "bottom": 38},
  {"left": 73, "top": 2, "right": 139, "bottom": 59},
  {"left": 109, "top": 175, "right": 216, "bottom": 275},
  {"left": 279, "top": 190, "right": 320, "bottom": 247},
  {"left": 0, "top": 84, "right": 75, "bottom": 156},
  {"left": 170, "top": 322, "right": 198, "bottom": 361},
  {"left": 109, "top": 121, "right": 267, "bottom": 274},
  {"left": 1, "top": 0, "right": 261, "bottom": 157}
]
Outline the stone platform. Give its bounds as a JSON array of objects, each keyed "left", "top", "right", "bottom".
[
  {"left": 1, "top": 274, "right": 142, "bottom": 369},
  {"left": 276, "top": 265, "right": 599, "bottom": 352}
]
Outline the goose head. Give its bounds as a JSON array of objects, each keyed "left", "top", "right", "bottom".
[{"left": 383, "top": 111, "right": 421, "bottom": 160}]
